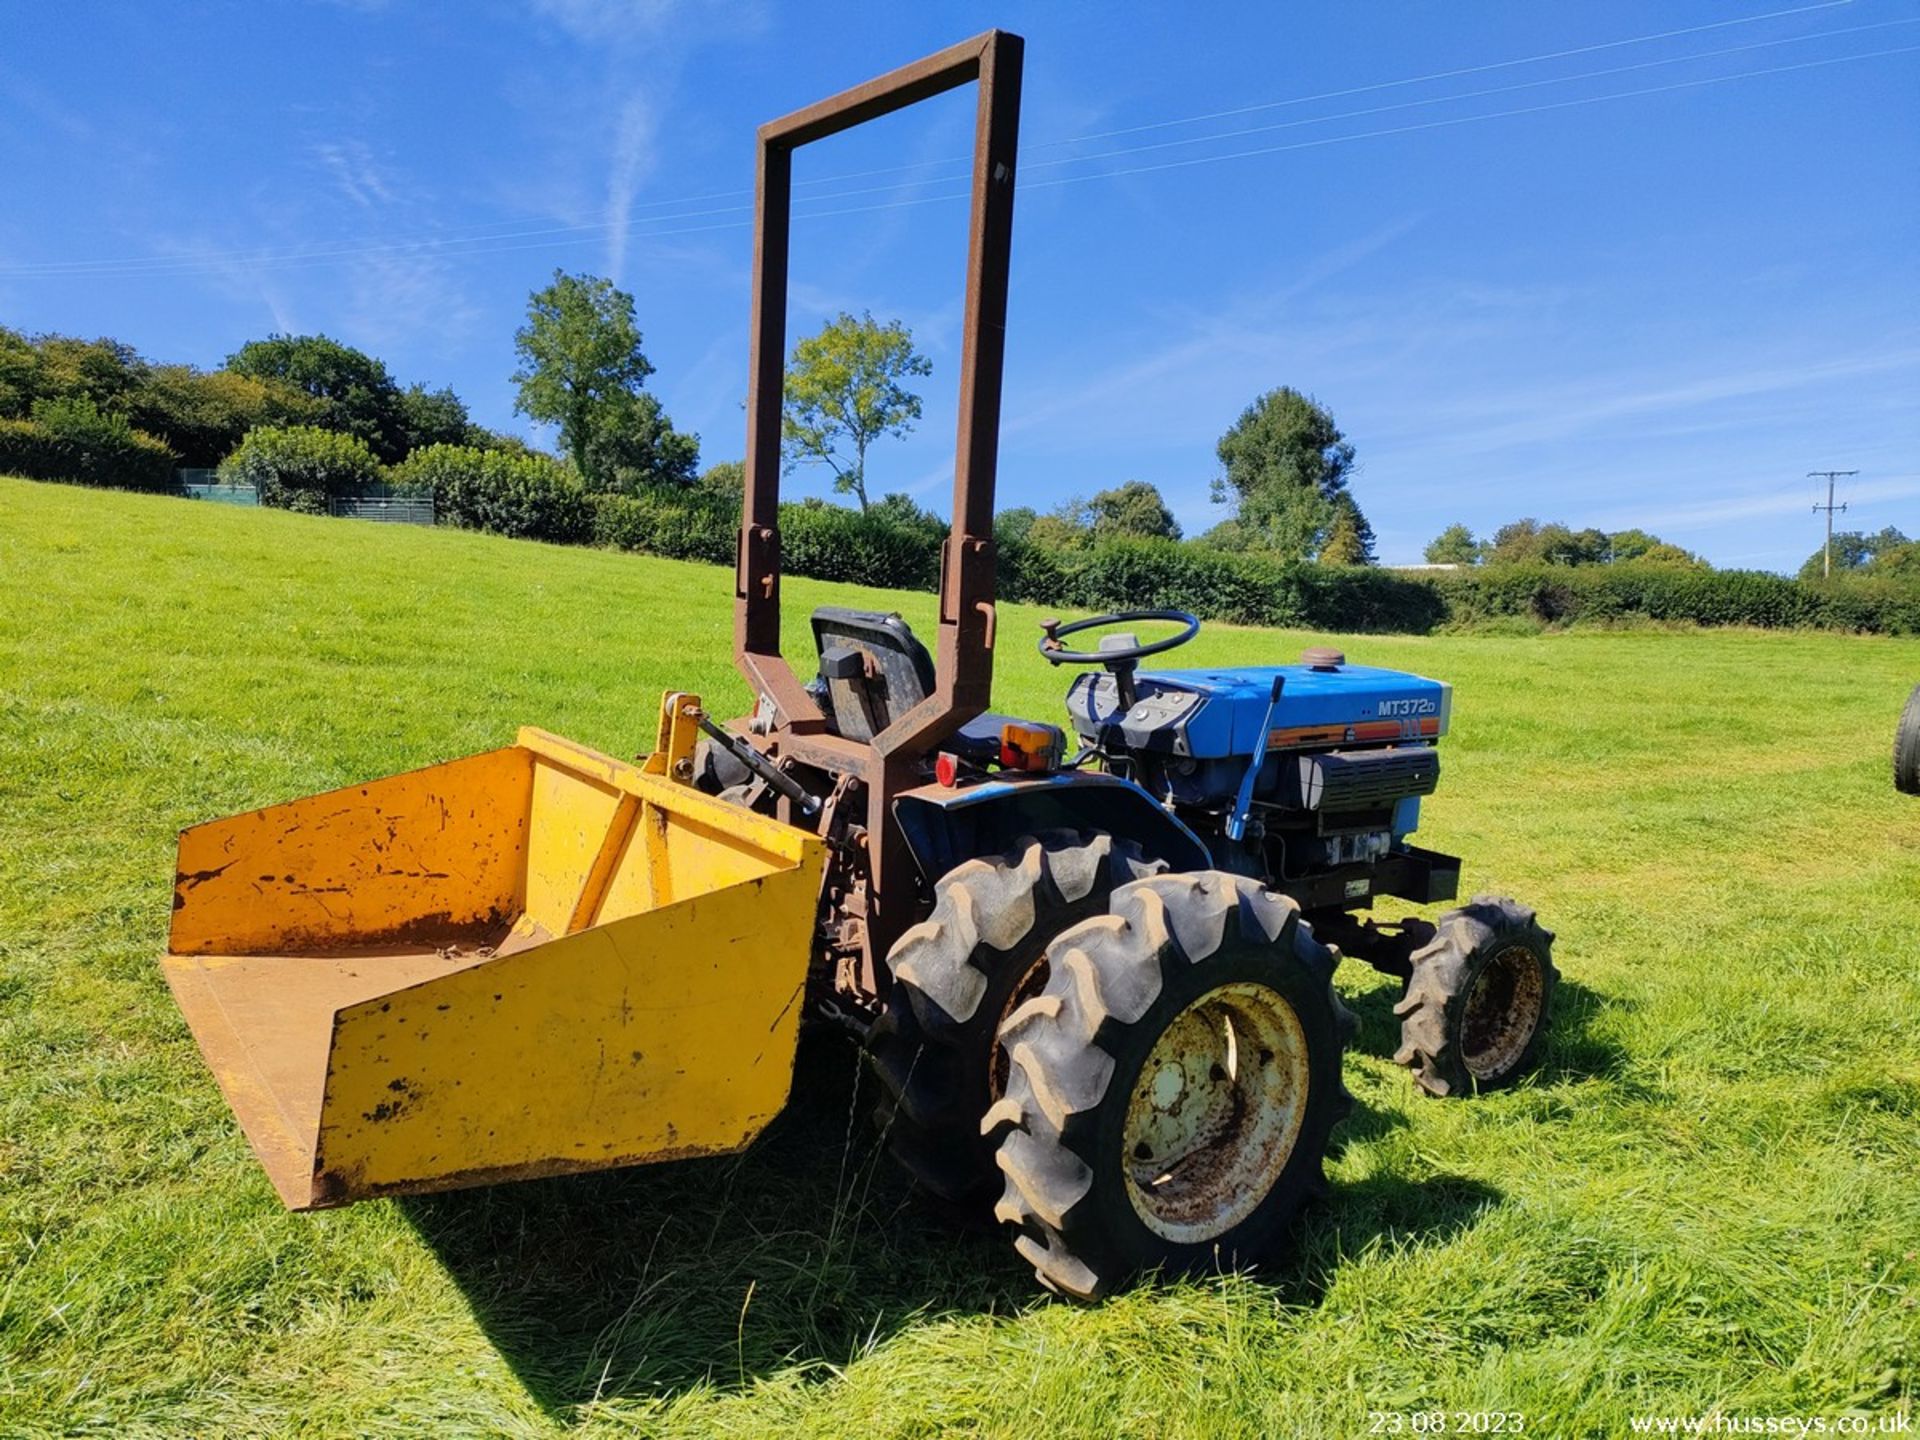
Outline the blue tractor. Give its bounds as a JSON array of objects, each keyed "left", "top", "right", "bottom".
[
  {"left": 699, "top": 603, "right": 1558, "bottom": 1297},
  {"left": 686, "top": 31, "right": 1557, "bottom": 1298}
]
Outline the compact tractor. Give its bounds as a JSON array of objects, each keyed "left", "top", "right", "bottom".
[{"left": 161, "top": 32, "right": 1556, "bottom": 1300}]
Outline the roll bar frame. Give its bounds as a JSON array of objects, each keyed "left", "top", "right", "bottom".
[{"left": 731, "top": 30, "right": 1024, "bottom": 979}]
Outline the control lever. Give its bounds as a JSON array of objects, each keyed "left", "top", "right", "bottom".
[
  {"left": 1225, "top": 675, "right": 1285, "bottom": 844},
  {"left": 692, "top": 711, "right": 822, "bottom": 816}
]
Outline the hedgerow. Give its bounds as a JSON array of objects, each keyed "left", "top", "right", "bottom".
[
  {"left": 218, "top": 425, "right": 382, "bottom": 513},
  {"left": 390, "top": 443, "right": 591, "bottom": 543},
  {"left": 0, "top": 399, "right": 177, "bottom": 491}
]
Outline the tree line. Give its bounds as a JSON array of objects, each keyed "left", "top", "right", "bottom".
[{"left": 7, "top": 267, "right": 1910, "bottom": 599}]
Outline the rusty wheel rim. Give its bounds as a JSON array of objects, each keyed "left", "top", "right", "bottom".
[
  {"left": 1122, "top": 982, "right": 1309, "bottom": 1244},
  {"left": 1461, "top": 944, "right": 1545, "bottom": 1081}
]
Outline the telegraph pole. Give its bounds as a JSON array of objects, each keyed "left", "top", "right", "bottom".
[{"left": 1809, "top": 470, "right": 1857, "bottom": 579}]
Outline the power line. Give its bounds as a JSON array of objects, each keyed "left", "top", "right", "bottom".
[
  {"left": 1018, "top": 17, "right": 1920, "bottom": 176},
  {"left": 4, "top": 38, "right": 1915, "bottom": 280},
  {"left": 1018, "top": 43, "right": 1920, "bottom": 193},
  {"left": 0, "top": 1, "right": 1885, "bottom": 280},
  {"left": 1028, "top": 0, "right": 1858, "bottom": 146},
  {"left": 1810, "top": 469, "right": 1858, "bottom": 578}
]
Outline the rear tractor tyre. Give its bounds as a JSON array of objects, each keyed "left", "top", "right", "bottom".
[
  {"left": 1894, "top": 683, "right": 1920, "bottom": 795},
  {"left": 983, "top": 872, "right": 1355, "bottom": 1300},
  {"left": 867, "top": 832, "right": 1164, "bottom": 1215},
  {"left": 1393, "top": 896, "right": 1558, "bottom": 1098}
]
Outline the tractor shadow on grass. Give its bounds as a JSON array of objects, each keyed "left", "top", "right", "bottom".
[
  {"left": 1341, "top": 974, "right": 1633, "bottom": 1091},
  {"left": 404, "top": 1032, "right": 1035, "bottom": 1417},
  {"left": 407, "top": 1034, "right": 1513, "bottom": 1418}
]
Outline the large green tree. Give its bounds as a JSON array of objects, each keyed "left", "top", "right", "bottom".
[
  {"left": 1088, "top": 480, "right": 1182, "bottom": 541},
  {"left": 396, "top": 383, "right": 471, "bottom": 455},
  {"left": 1210, "top": 387, "right": 1368, "bottom": 563},
  {"left": 1798, "top": 526, "right": 1911, "bottom": 582},
  {"left": 125, "top": 365, "right": 321, "bottom": 467},
  {"left": 580, "top": 391, "right": 700, "bottom": 494},
  {"left": 1423, "top": 523, "right": 1483, "bottom": 565},
  {"left": 512, "top": 270, "right": 696, "bottom": 491},
  {"left": 226, "top": 333, "right": 409, "bottom": 461},
  {"left": 781, "top": 311, "right": 931, "bottom": 512}
]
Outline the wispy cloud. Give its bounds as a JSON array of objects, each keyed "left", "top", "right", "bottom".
[
  {"left": 527, "top": 0, "right": 684, "bottom": 43},
  {"left": 1589, "top": 474, "right": 1920, "bottom": 537},
  {"left": 311, "top": 140, "right": 396, "bottom": 209},
  {"left": 603, "top": 96, "right": 657, "bottom": 285}
]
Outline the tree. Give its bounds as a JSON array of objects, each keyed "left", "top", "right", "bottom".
[
  {"left": 0, "top": 327, "right": 35, "bottom": 417},
  {"left": 1605, "top": 528, "right": 1663, "bottom": 563},
  {"left": 1798, "top": 527, "right": 1911, "bottom": 581},
  {"left": 1086, "top": 480, "right": 1181, "bottom": 541},
  {"left": 578, "top": 390, "right": 699, "bottom": 494},
  {"left": 868, "top": 491, "right": 941, "bottom": 529},
  {"left": 396, "top": 384, "right": 471, "bottom": 454},
  {"left": 1483, "top": 518, "right": 1549, "bottom": 566},
  {"left": 781, "top": 311, "right": 931, "bottom": 512},
  {"left": 1319, "top": 493, "right": 1375, "bottom": 565},
  {"left": 697, "top": 459, "right": 744, "bottom": 498},
  {"left": 995, "top": 506, "right": 1039, "bottom": 546},
  {"left": 1424, "top": 523, "right": 1482, "bottom": 565},
  {"left": 32, "top": 335, "right": 147, "bottom": 412},
  {"left": 123, "top": 365, "right": 320, "bottom": 468},
  {"left": 226, "top": 334, "right": 408, "bottom": 461},
  {"left": 1634, "top": 541, "right": 1708, "bottom": 568},
  {"left": 513, "top": 270, "right": 684, "bottom": 489},
  {"left": 1875, "top": 541, "right": 1920, "bottom": 582},
  {"left": 1212, "top": 387, "right": 1367, "bottom": 562}
]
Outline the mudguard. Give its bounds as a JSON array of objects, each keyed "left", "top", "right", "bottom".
[{"left": 892, "top": 770, "right": 1213, "bottom": 890}]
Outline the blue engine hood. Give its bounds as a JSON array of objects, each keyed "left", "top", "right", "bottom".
[{"left": 1065, "top": 661, "right": 1452, "bottom": 759}]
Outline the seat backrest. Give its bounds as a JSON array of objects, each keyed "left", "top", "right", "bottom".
[{"left": 809, "top": 607, "right": 935, "bottom": 743}]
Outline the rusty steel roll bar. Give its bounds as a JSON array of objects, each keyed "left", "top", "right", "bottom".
[
  {"left": 735, "top": 28, "right": 1021, "bottom": 753},
  {"left": 731, "top": 30, "right": 1023, "bottom": 982}
]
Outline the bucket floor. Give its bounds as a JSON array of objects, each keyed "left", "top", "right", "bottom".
[{"left": 162, "top": 918, "right": 550, "bottom": 1207}]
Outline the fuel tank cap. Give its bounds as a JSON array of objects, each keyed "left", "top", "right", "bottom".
[{"left": 1301, "top": 646, "right": 1345, "bottom": 671}]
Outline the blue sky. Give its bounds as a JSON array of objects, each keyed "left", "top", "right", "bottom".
[{"left": 3, "top": 1, "right": 1915, "bottom": 569}]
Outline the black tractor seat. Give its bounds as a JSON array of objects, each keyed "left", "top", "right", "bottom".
[{"left": 809, "top": 606, "right": 1061, "bottom": 768}]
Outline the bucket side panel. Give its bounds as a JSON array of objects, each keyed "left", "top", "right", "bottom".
[
  {"left": 169, "top": 747, "right": 535, "bottom": 955},
  {"left": 308, "top": 858, "right": 822, "bottom": 1204},
  {"left": 521, "top": 759, "right": 625, "bottom": 936},
  {"left": 594, "top": 804, "right": 799, "bottom": 924}
]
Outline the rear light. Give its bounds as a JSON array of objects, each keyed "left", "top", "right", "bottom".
[
  {"left": 998, "top": 722, "right": 1058, "bottom": 772},
  {"left": 934, "top": 751, "right": 960, "bottom": 787}
]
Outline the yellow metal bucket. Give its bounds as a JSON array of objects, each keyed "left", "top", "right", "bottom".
[{"left": 161, "top": 720, "right": 824, "bottom": 1210}]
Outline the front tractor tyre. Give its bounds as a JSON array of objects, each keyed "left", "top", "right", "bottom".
[
  {"left": 867, "top": 832, "right": 1164, "bottom": 1216},
  {"left": 1895, "top": 682, "right": 1920, "bottom": 795},
  {"left": 983, "top": 872, "right": 1355, "bottom": 1301},
  {"left": 1393, "top": 896, "right": 1558, "bottom": 1098}
]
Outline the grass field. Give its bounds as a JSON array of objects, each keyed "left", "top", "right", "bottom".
[{"left": 3, "top": 473, "right": 1917, "bottom": 1438}]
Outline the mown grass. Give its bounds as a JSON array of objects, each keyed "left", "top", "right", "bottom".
[{"left": 2, "top": 474, "right": 1916, "bottom": 1438}]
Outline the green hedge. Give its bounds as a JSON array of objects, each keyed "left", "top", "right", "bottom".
[
  {"left": 0, "top": 411, "right": 177, "bottom": 491},
  {"left": 218, "top": 425, "right": 382, "bottom": 513},
  {"left": 391, "top": 443, "right": 591, "bottom": 544},
  {"left": 567, "top": 491, "right": 1920, "bottom": 636},
  {"left": 1033, "top": 537, "right": 1447, "bottom": 632},
  {"left": 589, "top": 491, "right": 944, "bottom": 590},
  {"left": 1428, "top": 563, "right": 1920, "bottom": 634},
  {"left": 588, "top": 488, "right": 737, "bottom": 565}
]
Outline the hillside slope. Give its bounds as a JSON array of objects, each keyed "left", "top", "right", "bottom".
[{"left": 3, "top": 476, "right": 1916, "bottom": 1436}]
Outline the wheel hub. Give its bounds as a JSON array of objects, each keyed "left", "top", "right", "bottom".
[
  {"left": 1461, "top": 944, "right": 1545, "bottom": 1080},
  {"left": 1121, "top": 982, "right": 1309, "bottom": 1244}
]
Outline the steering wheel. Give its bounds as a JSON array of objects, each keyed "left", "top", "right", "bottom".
[{"left": 1037, "top": 609, "right": 1201, "bottom": 665}]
